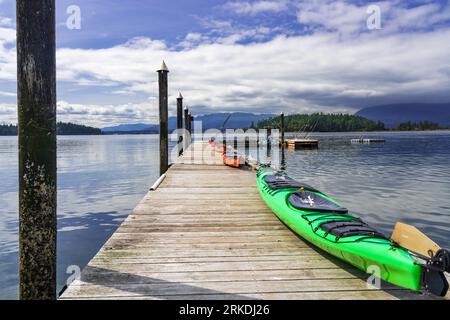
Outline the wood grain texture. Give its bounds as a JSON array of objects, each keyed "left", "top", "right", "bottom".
[{"left": 61, "top": 142, "right": 447, "bottom": 300}]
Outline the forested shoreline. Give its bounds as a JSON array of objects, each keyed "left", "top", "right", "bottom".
[{"left": 0, "top": 122, "right": 101, "bottom": 136}]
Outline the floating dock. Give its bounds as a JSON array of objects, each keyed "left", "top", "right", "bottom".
[
  {"left": 60, "top": 141, "right": 447, "bottom": 300},
  {"left": 351, "top": 138, "right": 386, "bottom": 144},
  {"left": 285, "top": 139, "right": 319, "bottom": 149}
]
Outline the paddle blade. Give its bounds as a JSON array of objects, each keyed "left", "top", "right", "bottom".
[{"left": 391, "top": 222, "right": 441, "bottom": 258}]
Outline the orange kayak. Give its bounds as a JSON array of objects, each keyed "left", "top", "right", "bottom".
[{"left": 223, "top": 153, "right": 244, "bottom": 168}]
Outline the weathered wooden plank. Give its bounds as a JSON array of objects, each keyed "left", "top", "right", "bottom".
[
  {"left": 126, "top": 214, "right": 279, "bottom": 222},
  {"left": 79, "top": 267, "right": 363, "bottom": 283},
  {"left": 153, "top": 187, "right": 258, "bottom": 194},
  {"left": 107, "top": 234, "right": 298, "bottom": 242},
  {"left": 113, "top": 230, "right": 297, "bottom": 237},
  {"left": 87, "top": 260, "right": 345, "bottom": 273},
  {"left": 60, "top": 289, "right": 431, "bottom": 300},
  {"left": 91, "top": 254, "right": 334, "bottom": 264},
  {"left": 100, "top": 240, "right": 310, "bottom": 249},
  {"left": 137, "top": 200, "right": 269, "bottom": 207},
  {"left": 115, "top": 226, "right": 290, "bottom": 233},
  {"left": 95, "top": 249, "right": 324, "bottom": 260},
  {"left": 60, "top": 278, "right": 403, "bottom": 298},
  {"left": 99, "top": 241, "right": 312, "bottom": 251},
  {"left": 132, "top": 204, "right": 273, "bottom": 213},
  {"left": 131, "top": 207, "right": 275, "bottom": 215},
  {"left": 144, "top": 193, "right": 262, "bottom": 200}
]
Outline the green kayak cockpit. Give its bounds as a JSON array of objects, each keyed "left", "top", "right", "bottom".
[
  {"left": 263, "top": 173, "right": 319, "bottom": 192},
  {"left": 288, "top": 190, "right": 349, "bottom": 214},
  {"left": 263, "top": 171, "right": 386, "bottom": 241}
]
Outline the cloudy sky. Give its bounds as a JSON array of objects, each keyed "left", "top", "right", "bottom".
[{"left": 1, "top": 0, "right": 450, "bottom": 127}]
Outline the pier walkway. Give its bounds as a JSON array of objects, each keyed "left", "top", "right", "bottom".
[{"left": 61, "top": 141, "right": 446, "bottom": 300}]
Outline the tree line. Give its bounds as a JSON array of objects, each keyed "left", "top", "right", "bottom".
[
  {"left": 0, "top": 122, "right": 101, "bottom": 136},
  {"left": 257, "top": 114, "right": 449, "bottom": 132},
  {"left": 257, "top": 113, "right": 386, "bottom": 132},
  {"left": 393, "top": 121, "right": 444, "bottom": 131}
]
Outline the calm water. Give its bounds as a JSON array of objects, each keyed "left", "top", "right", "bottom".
[
  {"left": 1, "top": 132, "right": 450, "bottom": 299},
  {"left": 0, "top": 135, "right": 167, "bottom": 299}
]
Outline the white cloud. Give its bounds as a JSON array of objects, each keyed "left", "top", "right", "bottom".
[
  {"left": 295, "top": 0, "right": 450, "bottom": 35},
  {"left": 223, "top": 1, "right": 289, "bottom": 15},
  {"left": 0, "top": 25, "right": 17, "bottom": 81},
  {"left": 0, "top": 91, "right": 14, "bottom": 97},
  {"left": 296, "top": 0, "right": 373, "bottom": 34},
  {"left": 55, "top": 100, "right": 159, "bottom": 128},
  {"left": 0, "top": 17, "right": 13, "bottom": 27},
  {"left": 179, "top": 32, "right": 211, "bottom": 48},
  {"left": 0, "top": 103, "right": 16, "bottom": 124}
]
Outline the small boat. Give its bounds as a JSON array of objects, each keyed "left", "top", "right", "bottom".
[
  {"left": 257, "top": 166, "right": 449, "bottom": 296},
  {"left": 223, "top": 152, "right": 244, "bottom": 168}
]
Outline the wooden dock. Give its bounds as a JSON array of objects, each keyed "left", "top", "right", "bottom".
[
  {"left": 60, "top": 141, "right": 447, "bottom": 300},
  {"left": 285, "top": 139, "right": 319, "bottom": 149}
]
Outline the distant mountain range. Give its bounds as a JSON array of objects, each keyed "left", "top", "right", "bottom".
[
  {"left": 102, "top": 123, "right": 157, "bottom": 134},
  {"left": 356, "top": 103, "right": 450, "bottom": 128},
  {"left": 102, "top": 112, "right": 275, "bottom": 134}
]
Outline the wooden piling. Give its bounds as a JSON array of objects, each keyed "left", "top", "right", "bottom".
[
  {"left": 223, "top": 129, "right": 227, "bottom": 155},
  {"left": 280, "top": 113, "right": 286, "bottom": 170},
  {"left": 17, "top": 0, "right": 57, "bottom": 300},
  {"left": 157, "top": 61, "right": 169, "bottom": 175},
  {"left": 190, "top": 114, "right": 195, "bottom": 139},
  {"left": 184, "top": 107, "right": 190, "bottom": 149},
  {"left": 189, "top": 113, "right": 193, "bottom": 136},
  {"left": 177, "top": 93, "right": 183, "bottom": 156}
]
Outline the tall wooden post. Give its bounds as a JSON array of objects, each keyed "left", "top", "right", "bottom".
[
  {"left": 184, "top": 107, "right": 189, "bottom": 149},
  {"left": 17, "top": 0, "right": 57, "bottom": 300},
  {"left": 190, "top": 115, "right": 194, "bottom": 141},
  {"left": 177, "top": 93, "right": 183, "bottom": 156},
  {"left": 190, "top": 115, "right": 195, "bottom": 155},
  {"left": 157, "top": 61, "right": 169, "bottom": 175},
  {"left": 223, "top": 130, "right": 227, "bottom": 155},
  {"left": 267, "top": 128, "right": 272, "bottom": 160}
]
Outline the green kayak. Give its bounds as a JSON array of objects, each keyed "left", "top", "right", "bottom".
[{"left": 257, "top": 166, "right": 448, "bottom": 294}]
